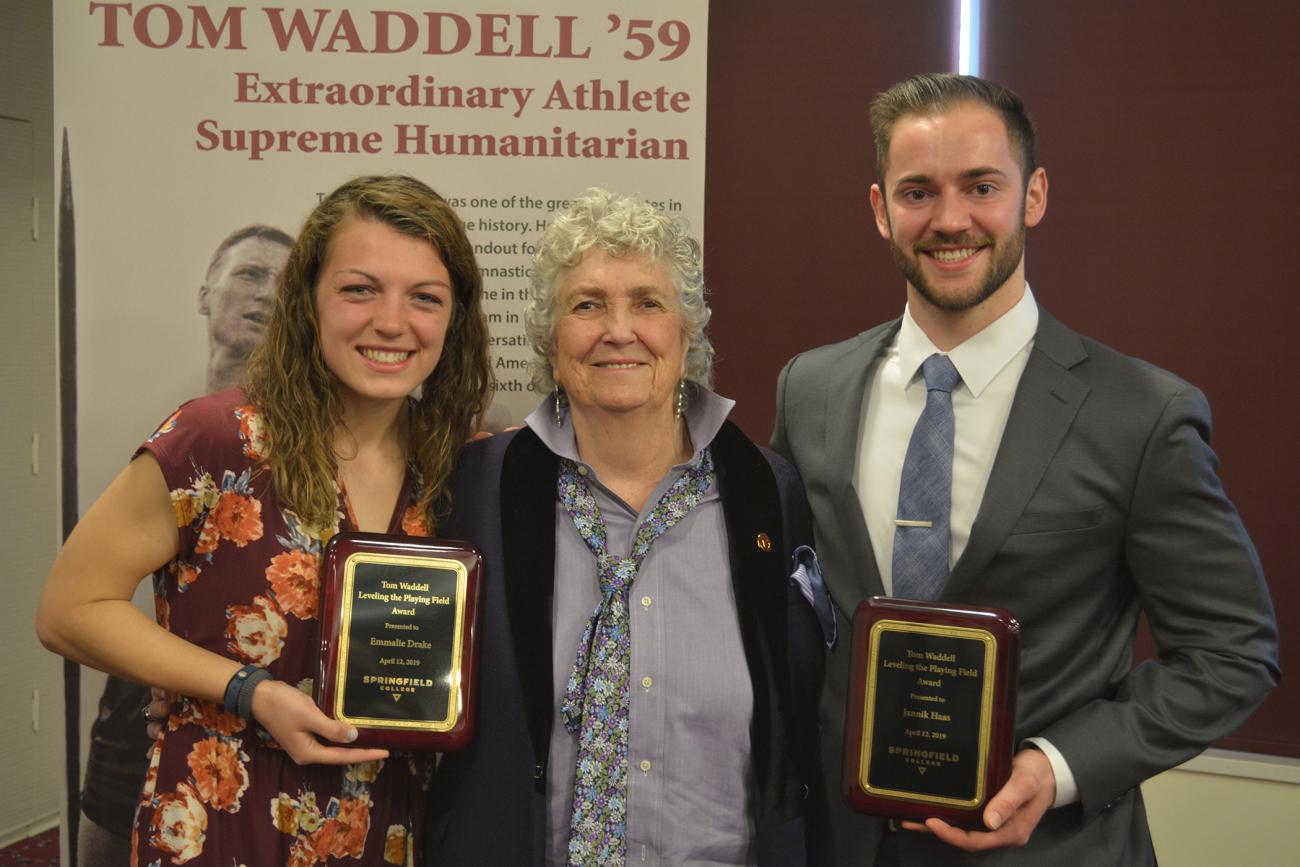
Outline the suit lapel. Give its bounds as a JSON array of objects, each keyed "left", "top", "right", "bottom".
[
  {"left": 945, "top": 311, "right": 1090, "bottom": 596},
  {"left": 825, "top": 321, "right": 899, "bottom": 598},
  {"left": 499, "top": 428, "right": 559, "bottom": 774}
]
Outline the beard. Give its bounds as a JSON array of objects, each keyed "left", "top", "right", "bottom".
[{"left": 888, "top": 197, "right": 1028, "bottom": 311}]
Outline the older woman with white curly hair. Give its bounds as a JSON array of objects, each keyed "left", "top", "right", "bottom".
[{"left": 425, "top": 188, "right": 830, "bottom": 866}]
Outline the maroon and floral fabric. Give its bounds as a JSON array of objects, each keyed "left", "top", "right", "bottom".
[{"left": 131, "top": 388, "right": 433, "bottom": 866}]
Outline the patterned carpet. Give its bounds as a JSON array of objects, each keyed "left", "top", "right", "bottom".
[{"left": 0, "top": 828, "right": 58, "bottom": 867}]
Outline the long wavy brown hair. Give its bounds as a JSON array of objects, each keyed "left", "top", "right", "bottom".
[{"left": 244, "top": 175, "right": 492, "bottom": 533}]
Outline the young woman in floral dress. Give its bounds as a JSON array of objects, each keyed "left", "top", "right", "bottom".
[{"left": 38, "top": 175, "right": 491, "bottom": 866}]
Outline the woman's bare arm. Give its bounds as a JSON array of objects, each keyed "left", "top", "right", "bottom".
[{"left": 36, "top": 453, "right": 386, "bottom": 765}]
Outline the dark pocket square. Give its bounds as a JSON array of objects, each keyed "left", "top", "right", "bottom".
[{"left": 790, "top": 545, "right": 836, "bottom": 648}]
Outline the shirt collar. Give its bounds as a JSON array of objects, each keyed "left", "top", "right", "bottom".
[
  {"left": 524, "top": 383, "right": 735, "bottom": 467},
  {"left": 897, "top": 285, "right": 1039, "bottom": 398}
]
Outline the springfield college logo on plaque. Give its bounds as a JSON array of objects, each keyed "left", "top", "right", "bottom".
[
  {"left": 316, "top": 533, "right": 482, "bottom": 751},
  {"left": 844, "top": 597, "right": 1020, "bottom": 829}
]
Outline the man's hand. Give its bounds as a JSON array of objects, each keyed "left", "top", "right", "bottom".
[{"left": 901, "top": 747, "right": 1056, "bottom": 851}]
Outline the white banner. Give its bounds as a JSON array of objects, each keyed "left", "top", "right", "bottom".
[
  {"left": 58, "top": 1, "right": 707, "bottom": 496},
  {"left": 54, "top": 1, "right": 706, "bottom": 857}
]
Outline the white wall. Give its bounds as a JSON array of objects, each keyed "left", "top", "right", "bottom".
[
  {"left": 1144, "top": 751, "right": 1300, "bottom": 867},
  {"left": 0, "top": 0, "right": 61, "bottom": 850}
]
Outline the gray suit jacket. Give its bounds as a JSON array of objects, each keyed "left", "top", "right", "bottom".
[{"left": 772, "top": 308, "right": 1279, "bottom": 865}]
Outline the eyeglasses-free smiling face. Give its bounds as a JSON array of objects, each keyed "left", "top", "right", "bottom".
[
  {"left": 551, "top": 249, "right": 687, "bottom": 425},
  {"left": 315, "top": 216, "right": 454, "bottom": 416},
  {"left": 870, "top": 101, "right": 1046, "bottom": 316}
]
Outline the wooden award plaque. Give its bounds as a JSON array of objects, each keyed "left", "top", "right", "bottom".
[
  {"left": 844, "top": 596, "right": 1020, "bottom": 829},
  {"left": 315, "top": 532, "right": 482, "bottom": 751}
]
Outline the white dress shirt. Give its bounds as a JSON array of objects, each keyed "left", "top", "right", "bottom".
[
  {"left": 854, "top": 286, "right": 1079, "bottom": 808},
  {"left": 855, "top": 287, "right": 1037, "bottom": 590}
]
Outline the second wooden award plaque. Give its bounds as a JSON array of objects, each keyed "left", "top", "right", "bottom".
[
  {"left": 315, "top": 532, "right": 483, "bottom": 751},
  {"left": 844, "top": 596, "right": 1020, "bottom": 829}
]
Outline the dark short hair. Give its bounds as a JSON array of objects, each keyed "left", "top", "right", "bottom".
[
  {"left": 205, "top": 224, "right": 293, "bottom": 282},
  {"left": 870, "top": 73, "right": 1036, "bottom": 187}
]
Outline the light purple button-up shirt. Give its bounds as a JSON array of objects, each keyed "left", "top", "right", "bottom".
[{"left": 527, "top": 388, "right": 758, "bottom": 866}]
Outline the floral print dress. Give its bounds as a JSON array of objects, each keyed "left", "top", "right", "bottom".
[{"left": 132, "top": 389, "right": 434, "bottom": 867}]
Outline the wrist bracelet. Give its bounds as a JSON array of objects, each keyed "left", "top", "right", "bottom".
[{"left": 222, "top": 664, "right": 271, "bottom": 719}]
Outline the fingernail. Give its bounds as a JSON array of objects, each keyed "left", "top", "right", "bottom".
[
  {"left": 345, "top": 727, "right": 358, "bottom": 743},
  {"left": 988, "top": 810, "right": 1002, "bottom": 829}
]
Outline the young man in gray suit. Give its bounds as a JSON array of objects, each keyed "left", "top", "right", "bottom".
[{"left": 772, "top": 73, "right": 1279, "bottom": 865}]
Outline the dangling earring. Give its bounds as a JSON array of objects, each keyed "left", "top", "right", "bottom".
[
  {"left": 554, "top": 386, "right": 567, "bottom": 427},
  {"left": 674, "top": 379, "right": 688, "bottom": 421}
]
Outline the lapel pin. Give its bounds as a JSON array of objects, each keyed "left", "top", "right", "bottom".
[{"left": 756, "top": 532, "right": 773, "bottom": 553}]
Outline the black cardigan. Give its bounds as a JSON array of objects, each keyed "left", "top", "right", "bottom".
[{"left": 424, "top": 421, "right": 826, "bottom": 866}]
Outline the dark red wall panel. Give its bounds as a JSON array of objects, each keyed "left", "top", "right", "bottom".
[
  {"left": 704, "top": 0, "right": 953, "bottom": 436},
  {"left": 704, "top": 1, "right": 1297, "bottom": 757},
  {"left": 981, "top": 0, "right": 1299, "bottom": 758}
]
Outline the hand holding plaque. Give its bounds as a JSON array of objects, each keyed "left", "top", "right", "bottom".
[
  {"left": 843, "top": 596, "right": 1019, "bottom": 829},
  {"left": 315, "top": 532, "right": 483, "bottom": 751}
]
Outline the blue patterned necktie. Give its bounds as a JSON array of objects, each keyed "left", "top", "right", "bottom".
[
  {"left": 557, "top": 450, "right": 715, "bottom": 867},
  {"left": 892, "top": 354, "right": 962, "bottom": 600}
]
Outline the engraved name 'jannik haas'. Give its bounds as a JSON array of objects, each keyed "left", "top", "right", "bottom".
[{"left": 902, "top": 708, "right": 953, "bottom": 722}]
